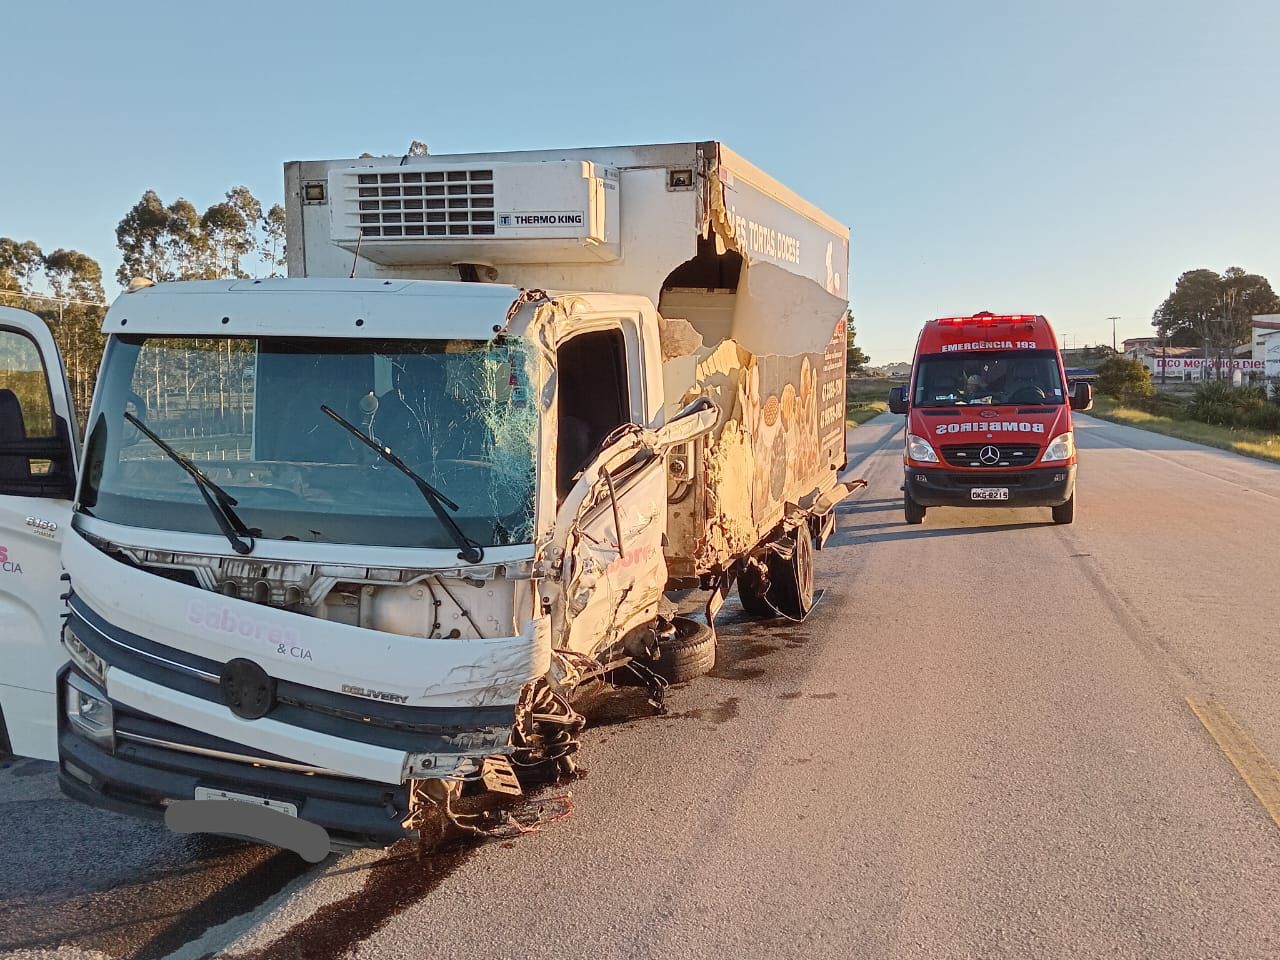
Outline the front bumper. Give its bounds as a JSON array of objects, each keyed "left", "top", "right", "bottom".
[
  {"left": 905, "top": 464, "right": 1075, "bottom": 508},
  {"left": 65, "top": 594, "right": 518, "bottom": 784},
  {"left": 58, "top": 667, "right": 415, "bottom": 847}
]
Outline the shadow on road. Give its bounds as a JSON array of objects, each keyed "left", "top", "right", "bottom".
[
  {"left": 0, "top": 757, "right": 319, "bottom": 960},
  {"left": 835, "top": 497, "right": 903, "bottom": 515},
  {"left": 828, "top": 518, "right": 1050, "bottom": 548}
]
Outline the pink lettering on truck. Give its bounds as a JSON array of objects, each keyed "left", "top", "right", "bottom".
[{"left": 187, "top": 601, "right": 314, "bottom": 662}]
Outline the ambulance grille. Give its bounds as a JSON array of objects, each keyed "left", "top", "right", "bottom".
[
  {"left": 353, "top": 169, "right": 496, "bottom": 238},
  {"left": 940, "top": 443, "right": 1041, "bottom": 468},
  {"left": 940, "top": 472, "right": 1032, "bottom": 487}
]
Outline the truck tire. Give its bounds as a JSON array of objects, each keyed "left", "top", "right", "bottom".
[
  {"left": 652, "top": 617, "right": 716, "bottom": 684},
  {"left": 1052, "top": 492, "right": 1075, "bottom": 525},
  {"left": 904, "top": 492, "right": 926, "bottom": 525},
  {"left": 737, "top": 567, "right": 774, "bottom": 617},
  {"left": 768, "top": 523, "right": 815, "bottom": 620}
]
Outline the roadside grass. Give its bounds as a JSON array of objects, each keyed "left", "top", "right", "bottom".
[
  {"left": 846, "top": 382, "right": 892, "bottom": 427},
  {"left": 1089, "top": 396, "right": 1280, "bottom": 465},
  {"left": 847, "top": 400, "right": 888, "bottom": 426}
]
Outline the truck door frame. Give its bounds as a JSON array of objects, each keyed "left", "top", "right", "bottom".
[
  {"left": 0, "top": 306, "right": 81, "bottom": 759},
  {"left": 550, "top": 311, "right": 669, "bottom": 657}
]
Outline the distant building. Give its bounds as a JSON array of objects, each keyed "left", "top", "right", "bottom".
[
  {"left": 1128, "top": 341, "right": 1263, "bottom": 383},
  {"left": 1122, "top": 337, "right": 1157, "bottom": 356},
  {"left": 865, "top": 361, "right": 911, "bottom": 379},
  {"left": 1253, "top": 316, "right": 1280, "bottom": 378}
]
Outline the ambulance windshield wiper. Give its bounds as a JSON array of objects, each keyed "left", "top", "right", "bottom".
[
  {"left": 320, "top": 405, "right": 483, "bottom": 564},
  {"left": 124, "top": 412, "right": 256, "bottom": 556}
]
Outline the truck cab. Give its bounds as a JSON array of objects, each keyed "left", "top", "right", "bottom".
[
  {"left": 0, "top": 141, "right": 854, "bottom": 857},
  {"left": 887, "top": 312, "right": 1092, "bottom": 526},
  {"left": 0, "top": 280, "right": 714, "bottom": 845}
]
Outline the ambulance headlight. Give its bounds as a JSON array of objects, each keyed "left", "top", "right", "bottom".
[
  {"left": 1041, "top": 432, "right": 1074, "bottom": 463},
  {"left": 65, "top": 673, "right": 114, "bottom": 748},
  {"left": 62, "top": 623, "right": 107, "bottom": 686},
  {"left": 907, "top": 433, "right": 939, "bottom": 463}
]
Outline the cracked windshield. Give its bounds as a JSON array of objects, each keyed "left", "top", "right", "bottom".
[{"left": 78, "top": 335, "right": 536, "bottom": 547}]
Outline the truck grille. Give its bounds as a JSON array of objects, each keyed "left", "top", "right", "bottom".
[
  {"left": 67, "top": 594, "right": 516, "bottom": 753},
  {"left": 940, "top": 443, "right": 1040, "bottom": 468},
  {"left": 354, "top": 168, "right": 495, "bottom": 238}
]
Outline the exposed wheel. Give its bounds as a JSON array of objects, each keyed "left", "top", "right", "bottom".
[
  {"left": 1052, "top": 492, "right": 1075, "bottom": 525},
  {"left": 652, "top": 617, "right": 716, "bottom": 684},
  {"left": 904, "top": 492, "right": 926, "bottom": 525},
  {"left": 737, "top": 566, "right": 774, "bottom": 617},
  {"left": 767, "top": 522, "right": 815, "bottom": 620}
]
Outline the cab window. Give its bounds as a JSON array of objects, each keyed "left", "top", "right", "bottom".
[
  {"left": 0, "top": 328, "right": 57, "bottom": 482},
  {"left": 556, "top": 329, "right": 630, "bottom": 499}
]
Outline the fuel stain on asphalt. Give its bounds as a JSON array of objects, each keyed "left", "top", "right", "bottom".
[
  {"left": 224, "top": 841, "right": 474, "bottom": 960},
  {"left": 224, "top": 785, "right": 571, "bottom": 960},
  {"left": 666, "top": 697, "right": 741, "bottom": 724}
]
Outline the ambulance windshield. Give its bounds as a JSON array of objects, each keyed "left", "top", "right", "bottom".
[{"left": 913, "top": 351, "right": 1065, "bottom": 407}]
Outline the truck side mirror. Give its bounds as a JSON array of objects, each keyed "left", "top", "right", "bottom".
[
  {"left": 653, "top": 398, "right": 719, "bottom": 452},
  {"left": 1070, "top": 382, "right": 1093, "bottom": 411},
  {"left": 887, "top": 386, "right": 909, "bottom": 415}
]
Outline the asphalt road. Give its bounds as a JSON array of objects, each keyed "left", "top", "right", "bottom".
[{"left": 3, "top": 412, "right": 1279, "bottom": 959}]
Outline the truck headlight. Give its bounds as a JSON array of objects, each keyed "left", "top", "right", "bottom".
[
  {"left": 1041, "top": 432, "right": 1074, "bottom": 463},
  {"left": 62, "top": 623, "right": 107, "bottom": 686},
  {"left": 65, "top": 673, "right": 114, "bottom": 748},
  {"left": 907, "top": 433, "right": 939, "bottom": 463}
]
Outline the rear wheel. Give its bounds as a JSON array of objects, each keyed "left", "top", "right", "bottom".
[
  {"left": 737, "top": 567, "right": 774, "bottom": 617},
  {"left": 904, "top": 492, "right": 926, "bottom": 525},
  {"left": 1052, "top": 492, "right": 1075, "bottom": 525},
  {"left": 768, "top": 522, "right": 816, "bottom": 620}
]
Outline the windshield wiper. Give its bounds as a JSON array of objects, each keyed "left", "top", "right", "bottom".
[
  {"left": 320, "top": 405, "right": 483, "bottom": 564},
  {"left": 124, "top": 412, "right": 256, "bottom": 556}
]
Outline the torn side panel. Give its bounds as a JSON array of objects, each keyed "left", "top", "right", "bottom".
[
  {"left": 700, "top": 143, "right": 851, "bottom": 357},
  {"left": 663, "top": 314, "right": 849, "bottom": 576}
]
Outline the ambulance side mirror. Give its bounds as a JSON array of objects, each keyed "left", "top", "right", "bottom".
[
  {"left": 1069, "top": 382, "right": 1093, "bottom": 412},
  {"left": 887, "top": 386, "right": 909, "bottom": 415}
]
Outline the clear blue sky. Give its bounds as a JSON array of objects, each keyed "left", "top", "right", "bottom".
[{"left": 2, "top": 0, "right": 1277, "bottom": 362}]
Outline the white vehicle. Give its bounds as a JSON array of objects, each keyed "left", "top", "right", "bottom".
[{"left": 0, "top": 141, "right": 857, "bottom": 853}]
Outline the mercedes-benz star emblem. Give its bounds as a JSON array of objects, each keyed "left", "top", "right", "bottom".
[
  {"left": 979, "top": 445, "right": 1002, "bottom": 466},
  {"left": 219, "top": 658, "right": 276, "bottom": 720}
]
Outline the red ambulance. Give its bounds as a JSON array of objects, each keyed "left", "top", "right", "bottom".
[{"left": 887, "top": 312, "right": 1092, "bottom": 525}]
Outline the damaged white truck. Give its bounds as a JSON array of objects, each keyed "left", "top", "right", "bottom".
[{"left": 0, "top": 141, "right": 856, "bottom": 853}]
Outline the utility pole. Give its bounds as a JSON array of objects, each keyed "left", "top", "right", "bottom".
[
  {"left": 1216, "top": 288, "right": 1238, "bottom": 383},
  {"left": 1107, "top": 317, "right": 1120, "bottom": 353}
]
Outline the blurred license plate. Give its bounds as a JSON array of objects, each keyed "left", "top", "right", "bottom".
[
  {"left": 970, "top": 487, "right": 1009, "bottom": 501},
  {"left": 194, "top": 786, "right": 297, "bottom": 817}
]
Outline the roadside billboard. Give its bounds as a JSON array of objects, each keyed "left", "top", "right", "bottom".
[{"left": 1154, "top": 358, "right": 1264, "bottom": 372}]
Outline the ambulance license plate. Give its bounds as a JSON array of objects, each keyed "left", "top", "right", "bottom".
[
  {"left": 194, "top": 787, "right": 298, "bottom": 817},
  {"left": 970, "top": 487, "right": 1010, "bottom": 501}
]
